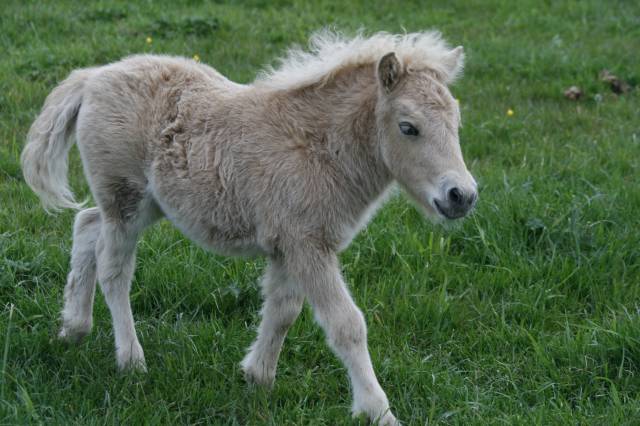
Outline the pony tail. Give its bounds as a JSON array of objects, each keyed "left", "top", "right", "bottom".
[{"left": 21, "top": 69, "right": 93, "bottom": 212}]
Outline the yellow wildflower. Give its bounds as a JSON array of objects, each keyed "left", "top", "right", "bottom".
[
  {"left": 507, "top": 108, "right": 514, "bottom": 117},
  {"left": 193, "top": 54, "right": 200, "bottom": 62},
  {"left": 146, "top": 36, "right": 153, "bottom": 44}
]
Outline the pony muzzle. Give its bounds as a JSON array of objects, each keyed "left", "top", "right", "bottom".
[
  {"left": 432, "top": 173, "right": 478, "bottom": 220},
  {"left": 433, "top": 187, "right": 477, "bottom": 219}
]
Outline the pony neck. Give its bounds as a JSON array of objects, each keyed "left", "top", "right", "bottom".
[{"left": 268, "top": 64, "right": 393, "bottom": 206}]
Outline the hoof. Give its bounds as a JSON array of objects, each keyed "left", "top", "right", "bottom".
[
  {"left": 58, "top": 325, "right": 91, "bottom": 344},
  {"left": 353, "top": 410, "right": 400, "bottom": 426},
  {"left": 116, "top": 342, "right": 147, "bottom": 372},
  {"left": 353, "top": 395, "right": 399, "bottom": 426},
  {"left": 240, "top": 356, "right": 275, "bottom": 389}
]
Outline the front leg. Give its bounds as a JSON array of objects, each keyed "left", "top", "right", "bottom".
[
  {"left": 241, "top": 258, "right": 304, "bottom": 387},
  {"left": 287, "top": 249, "right": 398, "bottom": 426}
]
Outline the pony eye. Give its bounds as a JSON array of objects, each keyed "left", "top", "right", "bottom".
[{"left": 399, "top": 122, "right": 419, "bottom": 136}]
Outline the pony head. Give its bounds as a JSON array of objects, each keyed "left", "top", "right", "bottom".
[{"left": 374, "top": 44, "right": 477, "bottom": 222}]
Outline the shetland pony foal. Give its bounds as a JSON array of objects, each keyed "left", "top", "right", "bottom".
[{"left": 22, "top": 31, "right": 477, "bottom": 425}]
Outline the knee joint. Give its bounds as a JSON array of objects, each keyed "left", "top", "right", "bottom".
[{"left": 327, "top": 310, "right": 366, "bottom": 349}]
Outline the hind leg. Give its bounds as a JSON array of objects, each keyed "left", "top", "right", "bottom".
[
  {"left": 92, "top": 191, "right": 161, "bottom": 371},
  {"left": 59, "top": 207, "right": 101, "bottom": 343},
  {"left": 96, "top": 194, "right": 162, "bottom": 371},
  {"left": 95, "top": 219, "right": 147, "bottom": 371}
]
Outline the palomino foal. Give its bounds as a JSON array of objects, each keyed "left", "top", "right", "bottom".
[{"left": 21, "top": 31, "right": 477, "bottom": 425}]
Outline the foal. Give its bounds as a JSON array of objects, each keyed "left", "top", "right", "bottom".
[{"left": 21, "top": 30, "right": 477, "bottom": 425}]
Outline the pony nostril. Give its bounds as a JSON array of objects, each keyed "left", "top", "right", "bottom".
[{"left": 448, "top": 187, "right": 463, "bottom": 205}]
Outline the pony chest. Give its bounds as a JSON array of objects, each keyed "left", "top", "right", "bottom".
[{"left": 335, "top": 185, "right": 396, "bottom": 251}]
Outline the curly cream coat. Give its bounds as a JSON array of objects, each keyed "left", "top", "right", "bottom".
[{"left": 21, "top": 30, "right": 477, "bottom": 425}]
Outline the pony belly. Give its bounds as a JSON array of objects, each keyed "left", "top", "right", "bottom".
[
  {"left": 162, "top": 207, "right": 264, "bottom": 257},
  {"left": 194, "top": 226, "right": 265, "bottom": 257},
  {"left": 149, "top": 160, "right": 265, "bottom": 257}
]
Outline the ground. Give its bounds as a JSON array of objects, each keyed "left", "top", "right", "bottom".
[{"left": 1, "top": 0, "right": 639, "bottom": 424}]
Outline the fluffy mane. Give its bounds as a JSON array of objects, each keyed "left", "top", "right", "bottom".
[{"left": 254, "top": 29, "right": 461, "bottom": 90}]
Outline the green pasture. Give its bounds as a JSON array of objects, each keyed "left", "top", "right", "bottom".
[{"left": 1, "top": 0, "right": 639, "bottom": 424}]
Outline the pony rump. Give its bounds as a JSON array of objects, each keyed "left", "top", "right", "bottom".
[
  {"left": 21, "top": 69, "right": 93, "bottom": 212},
  {"left": 255, "top": 29, "right": 464, "bottom": 91}
]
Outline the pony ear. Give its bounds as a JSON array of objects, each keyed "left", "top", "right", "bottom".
[
  {"left": 441, "top": 46, "right": 464, "bottom": 83},
  {"left": 377, "top": 52, "right": 403, "bottom": 93}
]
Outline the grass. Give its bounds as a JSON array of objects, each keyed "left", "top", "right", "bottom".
[{"left": 1, "top": 0, "right": 639, "bottom": 424}]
